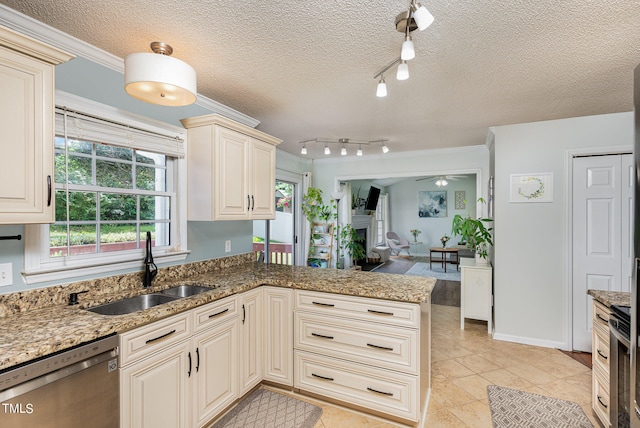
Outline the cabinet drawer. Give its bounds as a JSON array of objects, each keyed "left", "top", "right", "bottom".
[
  {"left": 192, "top": 295, "right": 238, "bottom": 332},
  {"left": 120, "top": 312, "right": 191, "bottom": 366},
  {"left": 592, "top": 327, "right": 610, "bottom": 374},
  {"left": 295, "top": 290, "right": 419, "bottom": 328},
  {"left": 295, "top": 312, "right": 417, "bottom": 374},
  {"left": 592, "top": 365, "right": 610, "bottom": 426},
  {"left": 593, "top": 301, "right": 610, "bottom": 330},
  {"left": 295, "top": 350, "right": 417, "bottom": 422}
]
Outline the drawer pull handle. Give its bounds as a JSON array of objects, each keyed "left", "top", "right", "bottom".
[
  {"left": 367, "top": 343, "right": 394, "bottom": 351},
  {"left": 312, "top": 332, "right": 334, "bottom": 340},
  {"left": 145, "top": 329, "right": 176, "bottom": 344},
  {"left": 367, "top": 387, "right": 393, "bottom": 396},
  {"left": 312, "top": 301, "right": 335, "bottom": 307},
  {"left": 597, "top": 349, "right": 608, "bottom": 360},
  {"left": 312, "top": 373, "right": 334, "bottom": 381},
  {"left": 209, "top": 308, "right": 229, "bottom": 318},
  {"left": 597, "top": 395, "right": 608, "bottom": 409},
  {"left": 596, "top": 313, "right": 608, "bottom": 323},
  {"left": 367, "top": 309, "right": 394, "bottom": 316}
]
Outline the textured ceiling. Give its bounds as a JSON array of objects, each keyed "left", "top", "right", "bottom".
[{"left": 2, "top": 0, "right": 639, "bottom": 158}]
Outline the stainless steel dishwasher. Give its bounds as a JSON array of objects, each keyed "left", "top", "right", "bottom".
[{"left": 0, "top": 334, "right": 119, "bottom": 428}]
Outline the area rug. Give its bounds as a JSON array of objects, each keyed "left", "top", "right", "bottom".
[
  {"left": 211, "top": 389, "right": 322, "bottom": 428},
  {"left": 487, "top": 385, "right": 593, "bottom": 428},
  {"left": 404, "top": 262, "right": 461, "bottom": 281}
]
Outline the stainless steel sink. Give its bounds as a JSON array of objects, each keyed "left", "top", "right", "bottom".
[
  {"left": 160, "top": 285, "right": 212, "bottom": 298},
  {"left": 87, "top": 293, "right": 178, "bottom": 316}
]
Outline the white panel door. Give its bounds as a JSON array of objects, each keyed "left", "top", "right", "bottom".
[{"left": 572, "top": 154, "right": 633, "bottom": 351}]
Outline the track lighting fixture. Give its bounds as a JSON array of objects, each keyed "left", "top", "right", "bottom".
[
  {"left": 373, "top": 2, "right": 434, "bottom": 97},
  {"left": 298, "top": 138, "right": 390, "bottom": 158}
]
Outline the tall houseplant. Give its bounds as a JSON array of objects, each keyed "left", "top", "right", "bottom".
[
  {"left": 339, "top": 224, "right": 366, "bottom": 269},
  {"left": 451, "top": 198, "right": 493, "bottom": 264}
]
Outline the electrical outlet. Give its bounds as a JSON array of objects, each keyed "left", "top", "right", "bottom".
[
  {"left": 225, "top": 240, "right": 231, "bottom": 252},
  {"left": 0, "top": 263, "right": 13, "bottom": 287}
]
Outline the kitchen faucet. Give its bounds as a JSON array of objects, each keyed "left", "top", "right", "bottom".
[{"left": 143, "top": 231, "right": 157, "bottom": 288}]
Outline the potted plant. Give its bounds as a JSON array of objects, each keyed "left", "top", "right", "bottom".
[
  {"left": 339, "top": 224, "right": 366, "bottom": 269},
  {"left": 451, "top": 198, "right": 493, "bottom": 264},
  {"left": 302, "top": 187, "right": 324, "bottom": 225}
]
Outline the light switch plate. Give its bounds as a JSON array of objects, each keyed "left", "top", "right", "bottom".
[
  {"left": 0, "top": 263, "right": 13, "bottom": 286},
  {"left": 225, "top": 240, "right": 231, "bottom": 252}
]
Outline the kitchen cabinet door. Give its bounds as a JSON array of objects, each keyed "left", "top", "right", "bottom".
[
  {"left": 263, "top": 286, "right": 293, "bottom": 385},
  {"left": 249, "top": 138, "right": 276, "bottom": 219},
  {"left": 0, "top": 27, "right": 72, "bottom": 223},
  {"left": 192, "top": 317, "right": 239, "bottom": 427},
  {"left": 240, "top": 288, "right": 263, "bottom": 394},
  {"left": 120, "top": 340, "right": 190, "bottom": 428}
]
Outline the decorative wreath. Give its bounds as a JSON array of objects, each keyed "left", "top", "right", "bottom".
[{"left": 517, "top": 177, "right": 544, "bottom": 199}]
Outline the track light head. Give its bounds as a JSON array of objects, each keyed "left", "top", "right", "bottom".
[
  {"left": 301, "top": 144, "right": 307, "bottom": 155},
  {"left": 401, "top": 35, "right": 415, "bottom": 60},
  {"left": 341, "top": 146, "right": 347, "bottom": 156},
  {"left": 396, "top": 61, "right": 409, "bottom": 80},
  {"left": 411, "top": 2, "right": 434, "bottom": 31},
  {"left": 324, "top": 144, "right": 330, "bottom": 155},
  {"left": 382, "top": 144, "right": 390, "bottom": 154},
  {"left": 357, "top": 145, "right": 363, "bottom": 156},
  {"left": 376, "top": 76, "right": 387, "bottom": 97}
]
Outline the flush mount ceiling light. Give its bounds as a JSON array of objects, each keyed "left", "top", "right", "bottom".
[
  {"left": 373, "top": 1, "right": 434, "bottom": 97},
  {"left": 298, "top": 138, "right": 390, "bottom": 157},
  {"left": 125, "top": 42, "right": 197, "bottom": 106}
]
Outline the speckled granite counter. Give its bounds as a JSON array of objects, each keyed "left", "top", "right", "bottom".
[
  {"left": 588, "top": 289, "right": 631, "bottom": 308},
  {"left": 0, "top": 261, "right": 435, "bottom": 370}
]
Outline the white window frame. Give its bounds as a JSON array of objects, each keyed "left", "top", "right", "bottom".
[{"left": 23, "top": 92, "right": 189, "bottom": 284}]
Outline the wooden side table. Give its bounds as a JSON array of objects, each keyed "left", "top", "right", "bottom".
[{"left": 429, "top": 247, "right": 460, "bottom": 272}]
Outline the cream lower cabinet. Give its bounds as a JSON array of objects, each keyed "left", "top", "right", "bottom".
[
  {"left": 181, "top": 114, "right": 281, "bottom": 221},
  {"left": 460, "top": 258, "right": 492, "bottom": 333},
  {"left": 239, "top": 288, "right": 263, "bottom": 394},
  {"left": 591, "top": 300, "right": 611, "bottom": 427},
  {"left": 293, "top": 290, "right": 429, "bottom": 425},
  {"left": 263, "top": 286, "right": 293, "bottom": 385},
  {"left": 0, "top": 26, "right": 73, "bottom": 223},
  {"left": 120, "top": 296, "right": 239, "bottom": 428}
]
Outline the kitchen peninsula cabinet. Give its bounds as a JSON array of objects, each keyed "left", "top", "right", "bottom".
[
  {"left": 293, "top": 290, "right": 429, "bottom": 424},
  {"left": 263, "top": 286, "right": 293, "bottom": 385},
  {"left": 119, "top": 296, "right": 239, "bottom": 428},
  {"left": 239, "top": 288, "right": 262, "bottom": 394},
  {"left": 180, "top": 114, "right": 281, "bottom": 221},
  {"left": 0, "top": 26, "right": 73, "bottom": 223}
]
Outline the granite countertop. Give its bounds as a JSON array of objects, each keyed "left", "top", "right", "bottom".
[
  {"left": 0, "top": 263, "right": 435, "bottom": 370},
  {"left": 588, "top": 289, "right": 631, "bottom": 308}
]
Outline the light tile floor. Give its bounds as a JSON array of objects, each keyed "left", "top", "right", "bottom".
[{"left": 279, "top": 304, "right": 599, "bottom": 428}]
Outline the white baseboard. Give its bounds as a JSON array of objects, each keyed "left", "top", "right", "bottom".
[{"left": 492, "top": 332, "right": 567, "bottom": 350}]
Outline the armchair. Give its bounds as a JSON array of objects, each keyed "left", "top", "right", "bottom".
[{"left": 386, "top": 232, "right": 412, "bottom": 256}]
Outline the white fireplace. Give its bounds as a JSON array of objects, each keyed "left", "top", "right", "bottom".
[{"left": 351, "top": 215, "right": 375, "bottom": 255}]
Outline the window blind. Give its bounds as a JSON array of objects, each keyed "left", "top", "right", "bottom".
[{"left": 55, "top": 107, "right": 185, "bottom": 158}]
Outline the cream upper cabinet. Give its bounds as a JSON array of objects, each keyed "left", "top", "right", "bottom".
[
  {"left": 181, "top": 114, "right": 281, "bottom": 221},
  {"left": 0, "top": 26, "right": 73, "bottom": 224}
]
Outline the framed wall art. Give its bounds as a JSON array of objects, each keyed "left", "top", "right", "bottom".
[
  {"left": 418, "top": 190, "right": 447, "bottom": 217},
  {"left": 509, "top": 173, "right": 553, "bottom": 203},
  {"left": 454, "top": 190, "right": 466, "bottom": 210}
]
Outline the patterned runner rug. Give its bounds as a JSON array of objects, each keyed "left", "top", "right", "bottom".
[
  {"left": 211, "top": 389, "right": 322, "bottom": 428},
  {"left": 487, "top": 385, "right": 593, "bottom": 427}
]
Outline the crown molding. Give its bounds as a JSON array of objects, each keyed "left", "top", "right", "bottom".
[{"left": 0, "top": 4, "right": 260, "bottom": 128}]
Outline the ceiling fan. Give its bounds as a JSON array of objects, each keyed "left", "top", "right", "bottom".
[{"left": 416, "top": 175, "right": 466, "bottom": 187}]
